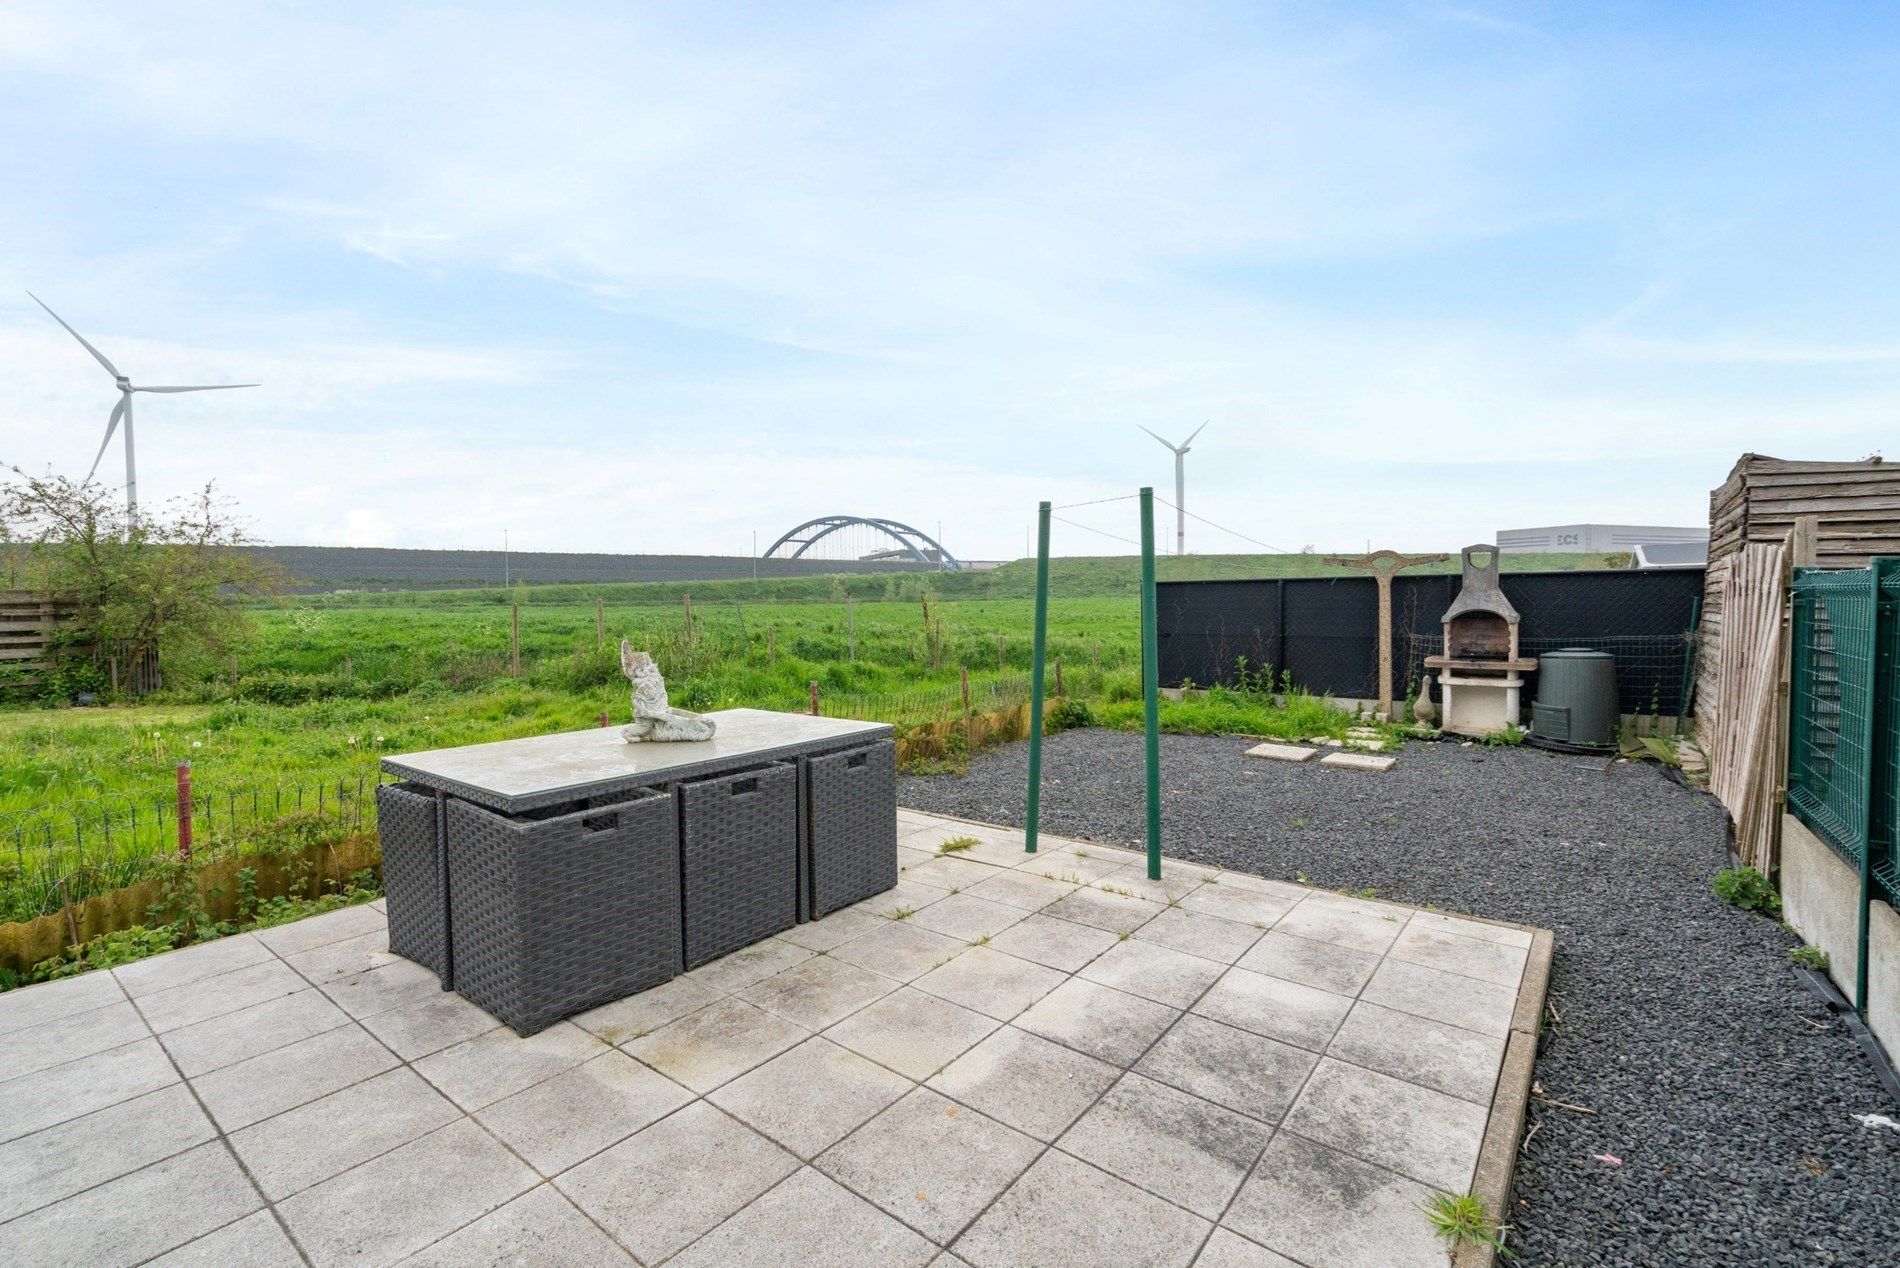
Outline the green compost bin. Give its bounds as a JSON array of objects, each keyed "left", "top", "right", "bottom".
[{"left": 1530, "top": 648, "right": 1618, "bottom": 749}]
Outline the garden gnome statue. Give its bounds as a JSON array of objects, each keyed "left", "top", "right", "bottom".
[
  {"left": 619, "top": 641, "right": 717, "bottom": 743},
  {"left": 1412, "top": 674, "right": 1438, "bottom": 727}
]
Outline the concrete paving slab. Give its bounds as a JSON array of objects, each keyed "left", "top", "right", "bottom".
[
  {"left": 827, "top": 920, "right": 969, "bottom": 983},
  {"left": 1327, "top": 999, "right": 1506, "bottom": 1105},
  {"left": 909, "top": 892, "right": 1030, "bottom": 942},
  {"left": 399, "top": 1184, "right": 635, "bottom": 1266},
  {"left": 0, "top": 1036, "right": 177, "bottom": 1144},
  {"left": 1223, "top": 1132, "right": 1445, "bottom": 1268},
  {"left": 230, "top": 1066, "right": 461, "bottom": 1200},
  {"left": 1133, "top": 906, "right": 1265, "bottom": 964},
  {"left": 316, "top": 957, "right": 443, "bottom": 1020},
  {"left": 281, "top": 929, "right": 394, "bottom": 984},
  {"left": 0, "top": 969, "right": 122, "bottom": 1037},
  {"left": 1094, "top": 863, "right": 1206, "bottom": 904},
  {"left": 824, "top": 986, "right": 1000, "bottom": 1080},
  {"left": 684, "top": 936, "right": 817, "bottom": 994},
  {"left": 1195, "top": 1228, "right": 1300, "bottom": 1267},
  {"left": 1389, "top": 920, "right": 1529, "bottom": 987},
  {"left": 357, "top": 988, "right": 504, "bottom": 1059},
  {"left": 1057, "top": 1072, "right": 1272, "bottom": 1220},
  {"left": 1235, "top": 929, "right": 1382, "bottom": 997},
  {"left": 1318, "top": 751, "right": 1397, "bottom": 772},
  {"left": 413, "top": 1021, "right": 608, "bottom": 1111},
  {"left": 912, "top": 946, "right": 1067, "bottom": 1021},
  {"left": 850, "top": 879, "right": 953, "bottom": 921},
  {"left": 901, "top": 853, "right": 1006, "bottom": 891},
  {"left": 1134, "top": 1013, "right": 1317, "bottom": 1123},
  {"left": 960, "top": 867, "right": 1078, "bottom": 911},
  {"left": 193, "top": 1023, "right": 399, "bottom": 1132},
  {"left": 0, "top": 998, "right": 150, "bottom": 1083},
  {"left": 475, "top": 1049, "right": 693, "bottom": 1174},
  {"left": 954, "top": 1148, "right": 1210, "bottom": 1268},
  {"left": 146, "top": 1209, "right": 304, "bottom": 1267},
  {"left": 1409, "top": 908, "right": 1535, "bottom": 949},
  {"left": 708, "top": 1036, "right": 912, "bottom": 1158},
  {"left": 571, "top": 974, "right": 722, "bottom": 1044},
  {"left": 1193, "top": 966, "right": 1354, "bottom": 1053},
  {"left": 274, "top": 1118, "right": 537, "bottom": 1268},
  {"left": 556, "top": 1101, "right": 799, "bottom": 1264},
  {"left": 738, "top": 955, "right": 900, "bottom": 1030},
  {"left": 0, "top": 1140, "right": 260, "bottom": 1267},
  {"left": 159, "top": 986, "right": 353, "bottom": 1078},
  {"left": 1013, "top": 977, "right": 1180, "bottom": 1066},
  {"left": 1359, "top": 958, "right": 1518, "bottom": 1038},
  {"left": 0, "top": 1083, "right": 213, "bottom": 1222},
  {"left": 1179, "top": 882, "right": 1301, "bottom": 929},
  {"left": 1244, "top": 741, "right": 1318, "bottom": 762},
  {"left": 986, "top": 911, "right": 1122, "bottom": 972},
  {"left": 1039, "top": 885, "right": 1162, "bottom": 935},
  {"left": 926, "top": 1026, "right": 1119, "bottom": 1142},
  {"left": 817, "top": 1088, "right": 1041, "bottom": 1244},
  {"left": 1274, "top": 895, "right": 1407, "bottom": 956},
  {"left": 669, "top": 1166, "right": 939, "bottom": 1268},
  {"left": 778, "top": 905, "right": 888, "bottom": 952},
  {"left": 1282, "top": 1056, "right": 1488, "bottom": 1191},
  {"left": 624, "top": 996, "right": 811, "bottom": 1094},
  {"left": 1079, "top": 937, "right": 1226, "bottom": 1008},
  {"left": 252, "top": 900, "right": 389, "bottom": 958},
  {"left": 113, "top": 934, "right": 272, "bottom": 998}
]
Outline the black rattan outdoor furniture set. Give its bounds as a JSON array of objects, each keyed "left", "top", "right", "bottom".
[{"left": 378, "top": 709, "right": 897, "bottom": 1035}]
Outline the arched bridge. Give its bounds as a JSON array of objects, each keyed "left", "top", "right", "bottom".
[{"left": 764, "top": 516, "right": 961, "bottom": 570}]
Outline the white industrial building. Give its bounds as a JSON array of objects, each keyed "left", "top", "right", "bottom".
[{"left": 1496, "top": 523, "right": 1708, "bottom": 554}]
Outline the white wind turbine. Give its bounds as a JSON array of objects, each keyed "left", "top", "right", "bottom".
[
  {"left": 28, "top": 292, "right": 258, "bottom": 528},
  {"left": 1139, "top": 421, "right": 1208, "bottom": 556}
]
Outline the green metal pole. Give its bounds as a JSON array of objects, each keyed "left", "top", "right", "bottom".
[
  {"left": 1140, "top": 487, "right": 1161, "bottom": 880},
  {"left": 1025, "top": 501, "right": 1052, "bottom": 855},
  {"left": 1856, "top": 557, "right": 1897, "bottom": 1014}
]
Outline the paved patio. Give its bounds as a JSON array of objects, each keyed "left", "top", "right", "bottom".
[{"left": 0, "top": 810, "right": 1546, "bottom": 1267}]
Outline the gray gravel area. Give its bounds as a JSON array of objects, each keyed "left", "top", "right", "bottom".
[{"left": 900, "top": 729, "right": 1900, "bottom": 1267}]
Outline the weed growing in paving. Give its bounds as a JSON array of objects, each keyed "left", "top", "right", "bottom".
[
  {"left": 1789, "top": 944, "right": 1830, "bottom": 971},
  {"left": 937, "top": 836, "right": 979, "bottom": 854},
  {"left": 1422, "top": 1192, "right": 1512, "bottom": 1259},
  {"left": 1712, "top": 867, "right": 1781, "bottom": 914}
]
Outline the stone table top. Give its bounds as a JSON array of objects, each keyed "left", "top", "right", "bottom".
[{"left": 382, "top": 708, "right": 891, "bottom": 813}]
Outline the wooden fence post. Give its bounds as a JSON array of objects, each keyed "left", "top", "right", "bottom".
[
  {"left": 1054, "top": 657, "right": 1064, "bottom": 697},
  {"left": 509, "top": 604, "right": 521, "bottom": 676},
  {"left": 809, "top": 681, "right": 820, "bottom": 715},
  {"left": 595, "top": 598, "right": 604, "bottom": 651},
  {"left": 960, "top": 666, "right": 971, "bottom": 714},
  {"left": 176, "top": 763, "right": 193, "bottom": 861}
]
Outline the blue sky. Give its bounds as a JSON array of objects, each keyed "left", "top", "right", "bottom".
[{"left": 2, "top": 1, "right": 1895, "bottom": 559}]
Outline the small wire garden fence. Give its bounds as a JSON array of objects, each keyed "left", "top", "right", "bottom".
[{"left": 0, "top": 770, "right": 387, "bottom": 925}]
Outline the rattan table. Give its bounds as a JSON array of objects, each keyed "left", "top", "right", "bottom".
[{"left": 379, "top": 709, "right": 896, "bottom": 1033}]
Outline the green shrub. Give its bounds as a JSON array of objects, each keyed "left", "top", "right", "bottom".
[
  {"left": 32, "top": 925, "right": 183, "bottom": 981},
  {"left": 1713, "top": 867, "right": 1781, "bottom": 914},
  {"left": 1045, "top": 697, "right": 1095, "bottom": 733}
]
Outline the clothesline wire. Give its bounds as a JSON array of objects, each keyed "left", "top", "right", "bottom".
[
  {"left": 1051, "top": 514, "right": 1141, "bottom": 548},
  {"left": 1151, "top": 496, "right": 1291, "bottom": 554},
  {"left": 1050, "top": 494, "right": 1140, "bottom": 511}
]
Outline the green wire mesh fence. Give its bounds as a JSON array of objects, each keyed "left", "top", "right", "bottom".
[{"left": 1787, "top": 564, "right": 1897, "bottom": 901}]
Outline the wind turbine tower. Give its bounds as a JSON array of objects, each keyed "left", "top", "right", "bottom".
[
  {"left": 28, "top": 293, "right": 258, "bottom": 528},
  {"left": 1139, "top": 422, "right": 1208, "bottom": 555}
]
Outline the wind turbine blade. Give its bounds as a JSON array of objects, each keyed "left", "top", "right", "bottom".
[
  {"left": 1138, "top": 425, "right": 1176, "bottom": 450},
  {"left": 87, "top": 398, "right": 126, "bottom": 481},
  {"left": 26, "top": 291, "right": 122, "bottom": 378},
  {"left": 134, "top": 383, "right": 260, "bottom": 393},
  {"left": 1182, "top": 420, "right": 1209, "bottom": 448}
]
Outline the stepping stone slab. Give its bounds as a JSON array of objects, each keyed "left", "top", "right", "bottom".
[
  {"left": 1244, "top": 742, "right": 1316, "bottom": 763},
  {"left": 1319, "top": 751, "right": 1396, "bottom": 772}
]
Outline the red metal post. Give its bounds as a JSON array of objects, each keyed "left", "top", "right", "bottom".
[
  {"left": 809, "top": 681, "right": 820, "bottom": 715},
  {"left": 175, "top": 762, "right": 193, "bottom": 861}
]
